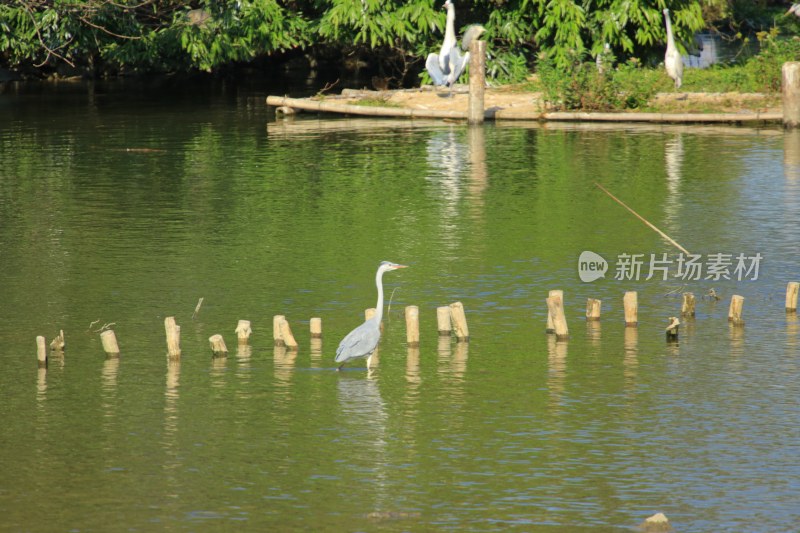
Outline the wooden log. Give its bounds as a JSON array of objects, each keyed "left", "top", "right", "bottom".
[
  {"left": 585, "top": 298, "right": 601, "bottom": 321},
  {"left": 279, "top": 317, "right": 299, "bottom": 351},
  {"left": 310, "top": 317, "right": 322, "bottom": 338},
  {"left": 468, "top": 40, "right": 486, "bottom": 125},
  {"left": 666, "top": 316, "right": 680, "bottom": 342},
  {"left": 437, "top": 306, "right": 452, "bottom": 336},
  {"left": 623, "top": 291, "right": 638, "bottom": 327},
  {"left": 275, "top": 106, "right": 298, "bottom": 116},
  {"left": 546, "top": 290, "right": 563, "bottom": 333},
  {"left": 235, "top": 320, "right": 252, "bottom": 344},
  {"left": 165, "top": 316, "right": 181, "bottom": 360},
  {"left": 449, "top": 301, "right": 470, "bottom": 342},
  {"left": 405, "top": 305, "right": 420, "bottom": 348},
  {"left": 273, "top": 315, "right": 286, "bottom": 347},
  {"left": 266, "top": 96, "right": 468, "bottom": 120},
  {"left": 728, "top": 295, "right": 745, "bottom": 326},
  {"left": 100, "top": 330, "right": 120, "bottom": 357},
  {"left": 36, "top": 336, "right": 47, "bottom": 368},
  {"left": 681, "top": 292, "right": 696, "bottom": 317},
  {"left": 786, "top": 282, "right": 799, "bottom": 312},
  {"left": 546, "top": 293, "right": 569, "bottom": 340},
  {"left": 783, "top": 62, "right": 800, "bottom": 128},
  {"left": 209, "top": 334, "right": 228, "bottom": 356},
  {"left": 49, "top": 329, "right": 65, "bottom": 351}
]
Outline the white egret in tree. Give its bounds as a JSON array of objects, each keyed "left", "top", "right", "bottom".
[
  {"left": 663, "top": 8, "right": 684, "bottom": 89},
  {"left": 335, "top": 261, "right": 408, "bottom": 370}
]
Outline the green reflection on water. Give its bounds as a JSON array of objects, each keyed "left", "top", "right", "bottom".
[{"left": 1, "top": 83, "right": 799, "bottom": 531}]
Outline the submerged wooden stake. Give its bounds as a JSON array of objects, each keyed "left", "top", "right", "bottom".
[
  {"left": 682, "top": 292, "right": 696, "bottom": 317},
  {"left": 437, "top": 306, "right": 452, "bottom": 336},
  {"left": 100, "top": 330, "right": 120, "bottom": 357},
  {"left": 310, "top": 317, "right": 322, "bottom": 338},
  {"left": 623, "top": 291, "right": 638, "bottom": 327},
  {"left": 449, "top": 301, "right": 470, "bottom": 342},
  {"left": 49, "top": 329, "right": 65, "bottom": 351},
  {"left": 545, "top": 292, "right": 569, "bottom": 340},
  {"left": 728, "top": 295, "right": 745, "bottom": 326},
  {"left": 546, "top": 290, "right": 563, "bottom": 333},
  {"left": 165, "top": 316, "right": 181, "bottom": 359},
  {"left": 786, "top": 282, "right": 799, "bottom": 312},
  {"left": 405, "top": 305, "right": 420, "bottom": 348},
  {"left": 235, "top": 320, "right": 252, "bottom": 344},
  {"left": 279, "top": 317, "right": 299, "bottom": 351},
  {"left": 585, "top": 298, "right": 601, "bottom": 321},
  {"left": 666, "top": 316, "right": 680, "bottom": 342},
  {"left": 36, "top": 336, "right": 47, "bottom": 368},
  {"left": 209, "top": 334, "right": 228, "bottom": 356},
  {"left": 273, "top": 315, "right": 286, "bottom": 347}
]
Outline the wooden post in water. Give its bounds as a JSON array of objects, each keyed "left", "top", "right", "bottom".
[
  {"left": 50, "top": 330, "right": 65, "bottom": 352},
  {"left": 100, "top": 330, "right": 120, "bottom": 357},
  {"left": 405, "top": 306, "right": 420, "bottom": 348},
  {"left": 546, "top": 292, "right": 569, "bottom": 340},
  {"left": 273, "top": 315, "right": 286, "bottom": 347},
  {"left": 546, "top": 290, "right": 563, "bottom": 333},
  {"left": 437, "top": 306, "right": 452, "bottom": 336},
  {"left": 783, "top": 62, "right": 800, "bottom": 128},
  {"left": 235, "top": 320, "right": 252, "bottom": 344},
  {"left": 665, "top": 317, "right": 680, "bottom": 342},
  {"left": 623, "top": 291, "right": 638, "bottom": 327},
  {"left": 449, "top": 301, "right": 470, "bottom": 342},
  {"left": 310, "top": 317, "right": 322, "bottom": 338},
  {"left": 165, "top": 317, "right": 181, "bottom": 360},
  {"left": 36, "top": 336, "right": 47, "bottom": 368},
  {"left": 786, "top": 282, "right": 799, "bottom": 312},
  {"left": 728, "top": 295, "right": 745, "bottom": 326},
  {"left": 585, "top": 298, "right": 601, "bottom": 321},
  {"left": 279, "top": 317, "right": 299, "bottom": 351},
  {"left": 681, "top": 292, "right": 696, "bottom": 318},
  {"left": 209, "top": 334, "right": 228, "bottom": 357},
  {"left": 468, "top": 40, "right": 486, "bottom": 125}
]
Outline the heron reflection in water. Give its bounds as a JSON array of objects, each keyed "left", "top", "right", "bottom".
[{"left": 335, "top": 261, "right": 407, "bottom": 370}]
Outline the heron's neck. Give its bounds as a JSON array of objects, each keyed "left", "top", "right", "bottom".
[
  {"left": 374, "top": 269, "right": 386, "bottom": 324},
  {"left": 444, "top": 5, "right": 456, "bottom": 46},
  {"left": 665, "top": 12, "right": 676, "bottom": 49}
]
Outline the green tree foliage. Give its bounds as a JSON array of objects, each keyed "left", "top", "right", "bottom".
[{"left": 0, "top": 0, "right": 788, "bottom": 82}]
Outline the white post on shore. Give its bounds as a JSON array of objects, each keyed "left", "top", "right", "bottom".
[{"left": 783, "top": 62, "right": 800, "bottom": 128}]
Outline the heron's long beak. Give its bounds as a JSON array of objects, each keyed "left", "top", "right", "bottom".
[{"left": 394, "top": 264, "right": 409, "bottom": 269}]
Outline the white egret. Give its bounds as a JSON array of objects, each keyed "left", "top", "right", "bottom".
[{"left": 663, "top": 8, "right": 683, "bottom": 89}]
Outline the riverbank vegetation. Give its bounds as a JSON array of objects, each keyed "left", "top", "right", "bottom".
[{"left": 2, "top": 0, "right": 799, "bottom": 111}]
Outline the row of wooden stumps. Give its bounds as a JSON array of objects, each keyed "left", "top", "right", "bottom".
[
  {"left": 36, "top": 301, "right": 471, "bottom": 366},
  {"left": 547, "top": 281, "right": 800, "bottom": 342}
]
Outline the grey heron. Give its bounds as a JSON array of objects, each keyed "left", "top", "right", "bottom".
[
  {"left": 335, "top": 261, "right": 408, "bottom": 370},
  {"left": 663, "top": 8, "right": 683, "bottom": 89},
  {"left": 425, "top": 0, "right": 485, "bottom": 89}
]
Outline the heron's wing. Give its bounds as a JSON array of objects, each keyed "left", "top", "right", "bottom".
[
  {"left": 447, "top": 47, "right": 469, "bottom": 86},
  {"left": 335, "top": 320, "right": 381, "bottom": 363},
  {"left": 426, "top": 53, "right": 447, "bottom": 86}
]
